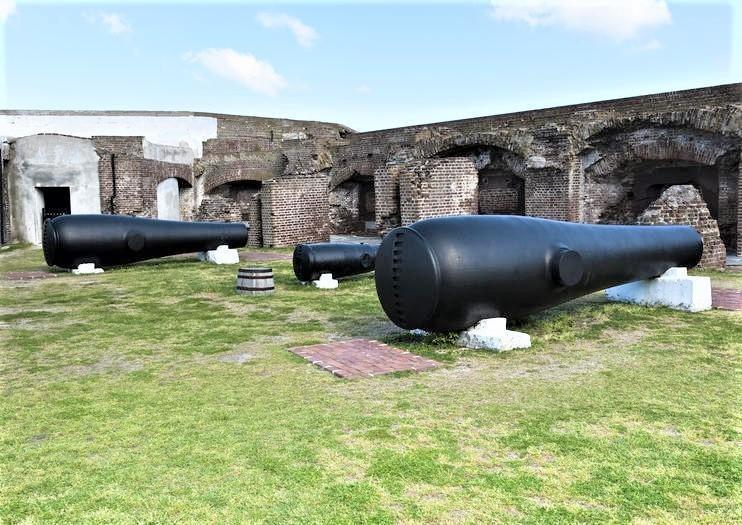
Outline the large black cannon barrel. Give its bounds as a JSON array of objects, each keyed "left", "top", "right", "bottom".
[
  {"left": 293, "top": 242, "right": 378, "bottom": 282},
  {"left": 43, "top": 214, "right": 248, "bottom": 269},
  {"left": 375, "top": 215, "right": 702, "bottom": 332}
]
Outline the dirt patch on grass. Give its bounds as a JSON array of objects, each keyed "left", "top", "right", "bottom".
[
  {"left": 240, "top": 251, "right": 292, "bottom": 262},
  {"left": 215, "top": 351, "right": 254, "bottom": 364},
  {"left": 3, "top": 270, "right": 59, "bottom": 281},
  {"left": 331, "top": 318, "right": 405, "bottom": 340},
  {"left": 59, "top": 355, "right": 144, "bottom": 378},
  {"left": 193, "top": 292, "right": 259, "bottom": 315}
]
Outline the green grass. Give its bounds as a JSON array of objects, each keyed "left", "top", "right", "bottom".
[{"left": 0, "top": 246, "right": 740, "bottom": 524}]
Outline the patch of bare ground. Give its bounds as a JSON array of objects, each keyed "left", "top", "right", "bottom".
[
  {"left": 430, "top": 326, "right": 646, "bottom": 387},
  {"left": 239, "top": 251, "right": 292, "bottom": 262},
  {"left": 193, "top": 292, "right": 259, "bottom": 315},
  {"left": 58, "top": 355, "right": 145, "bottom": 378},
  {"left": 0, "top": 308, "right": 77, "bottom": 331},
  {"left": 336, "top": 318, "right": 406, "bottom": 340},
  {"left": 215, "top": 351, "right": 254, "bottom": 364},
  {"left": 2, "top": 270, "right": 59, "bottom": 281}
]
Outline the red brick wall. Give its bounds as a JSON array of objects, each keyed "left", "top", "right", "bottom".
[
  {"left": 397, "top": 158, "right": 478, "bottom": 226},
  {"left": 260, "top": 174, "right": 330, "bottom": 247},
  {"left": 93, "top": 135, "right": 194, "bottom": 217},
  {"left": 637, "top": 185, "right": 726, "bottom": 269},
  {"left": 248, "top": 193, "right": 263, "bottom": 247}
]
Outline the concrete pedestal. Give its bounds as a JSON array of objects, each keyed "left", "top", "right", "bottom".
[
  {"left": 198, "top": 245, "right": 239, "bottom": 265},
  {"left": 313, "top": 273, "right": 338, "bottom": 289},
  {"left": 605, "top": 267, "right": 711, "bottom": 312},
  {"left": 72, "top": 263, "right": 103, "bottom": 275},
  {"left": 458, "top": 318, "right": 531, "bottom": 352}
]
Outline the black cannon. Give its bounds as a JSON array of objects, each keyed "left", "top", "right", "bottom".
[
  {"left": 43, "top": 214, "right": 248, "bottom": 269},
  {"left": 293, "top": 242, "right": 378, "bottom": 282},
  {"left": 375, "top": 215, "right": 702, "bottom": 332}
]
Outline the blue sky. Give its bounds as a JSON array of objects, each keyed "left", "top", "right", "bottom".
[{"left": 0, "top": 0, "right": 739, "bottom": 131}]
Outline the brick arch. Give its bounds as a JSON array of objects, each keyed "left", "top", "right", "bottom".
[
  {"left": 579, "top": 106, "right": 742, "bottom": 143},
  {"left": 155, "top": 173, "right": 193, "bottom": 188},
  {"left": 581, "top": 122, "right": 740, "bottom": 178},
  {"left": 204, "top": 171, "right": 267, "bottom": 194},
  {"left": 150, "top": 161, "right": 194, "bottom": 187},
  {"left": 414, "top": 132, "right": 532, "bottom": 160},
  {"left": 580, "top": 120, "right": 740, "bottom": 252}
]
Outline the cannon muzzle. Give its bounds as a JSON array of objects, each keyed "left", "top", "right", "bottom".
[
  {"left": 293, "top": 242, "right": 378, "bottom": 282},
  {"left": 43, "top": 214, "right": 248, "bottom": 269},
  {"left": 375, "top": 215, "right": 702, "bottom": 332}
]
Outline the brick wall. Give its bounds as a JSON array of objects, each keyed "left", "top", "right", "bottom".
[
  {"left": 248, "top": 193, "right": 262, "bottom": 247},
  {"left": 637, "top": 185, "right": 726, "bottom": 269},
  {"left": 93, "top": 135, "right": 194, "bottom": 218},
  {"left": 196, "top": 194, "right": 244, "bottom": 223},
  {"left": 0, "top": 155, "right": 10, "bottom": 244},
  {"left": 260, "top": 174, "right": 330, "bottom": 246},
  {"left": 397, "top": 158, "right": 478, "bottom": 226}
]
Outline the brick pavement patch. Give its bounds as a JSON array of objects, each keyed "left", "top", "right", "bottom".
[
  {"left": 712, "top": 288, "right": 742, "bottom": 311},
  {"left": 288, "top": 339, "right": 439, "bottom": 379}
]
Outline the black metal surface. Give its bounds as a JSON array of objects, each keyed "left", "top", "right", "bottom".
[
  {"left": 375, "top": 215, "right": 703, "bottom": 332},
  {"left": 43, "top": 214, "right": 248, "bottom": 269},
  {"left": 293, "top": 242, "right": 378, "bottom": 282}
]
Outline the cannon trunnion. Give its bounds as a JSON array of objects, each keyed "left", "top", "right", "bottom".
[
  {"left": 374, "top": 215, "right": 702, "bottom": 332},
  {"left": 43, "top": 214, "right": 248, "bottom": 269}
]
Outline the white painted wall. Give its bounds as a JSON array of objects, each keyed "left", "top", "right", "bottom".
[
  {"left": 157, "top": 178, "right": 181, "bottom": 221},
  {"left": 0, "top": 114, "right": 217, "bottom": 158},
  {"left": 143, "top": 139, "right": 194, "bottom": 165},
  {"left": 8, "top": 135, "right": 101, "bottom": 245}
]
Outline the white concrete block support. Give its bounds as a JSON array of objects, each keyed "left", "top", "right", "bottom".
[
  {"left": 72, "top": 263, "right": 103, "bottom": 275},
  {"left": 313, "top": 273, "right": 338, "bottom": 289},
  {"left": 198, "top": 245, "right": 239, "bottom": 265},
  {"left": 605, "top": 267, "right": 711, "bottom": 312},
  {"left": 458, "top": 318, "right": 531, "bottom": 352}
]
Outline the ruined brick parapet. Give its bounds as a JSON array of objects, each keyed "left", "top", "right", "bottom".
[{"left": 637, "top": 185, "right": 727, "bottom": 269}]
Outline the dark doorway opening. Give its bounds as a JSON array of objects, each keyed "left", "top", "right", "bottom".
[
  {"left": 632, "top": 165, "right": 718, "bottom": 218},
  {"left": 479, "top": 172, "right": 525, "bottom": 215},
  {"left": 39, "top": 187, "right": 71, "bottom": 223}
]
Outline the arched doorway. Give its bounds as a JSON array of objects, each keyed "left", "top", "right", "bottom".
[
  {"left": 434, "top": 144, "right": 526, "bottom": 216},
  {"left": 582, "top": 125, "right": 739, "bottom": 253},
  {"left": 199, "top": 180, "right": 261, "bottom": 222},
  {"left": 329, "top": 173, "right": 376, "bottom": 234},
  {"left": 156, "top": 177, "right": 193, "bottom": 221}
]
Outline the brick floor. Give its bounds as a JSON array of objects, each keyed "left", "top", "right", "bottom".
[
  {"left": 288, "top": 339, "right": 439, "bottom": 379},
  {"left": 712, "top": 288, "right": 742, "bottom": 311}
]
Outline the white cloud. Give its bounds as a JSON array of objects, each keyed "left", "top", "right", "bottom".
[
  {"left": 100, "top": 13, "right": 131, "bottom": 34},
  {"left": 641, "top": 38, "right": 663, "bottom": 51},
  {"left": 85, "top": 12, "right": 132, "bottom": 35},
  {"left": 356, "top": 84, "right": 371, "bottom": 94},
  {"left": 0, "top": 0, "right": 16, "bottom": 23},
  {"left": 183, "top": 48, "right": 287, "bottom": 96},
  {"left": 256, "top": 12, "right": 318, "bottom": 48},
  {"left": 490, "top": 0, "right": 671, "bottom": 40}
]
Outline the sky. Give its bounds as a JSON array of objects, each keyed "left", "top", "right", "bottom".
[{"left": 0, "top": 0, "right": 739, "bottom": 131}]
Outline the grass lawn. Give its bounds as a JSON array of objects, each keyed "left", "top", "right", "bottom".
[{"left": 1, "top": 245, "right": 740, "bottom": 524}]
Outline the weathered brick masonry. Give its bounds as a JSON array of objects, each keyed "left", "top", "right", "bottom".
[
  {"left": 330, "top": 83, "right": 741, "bottom": 257},
  {"left": 637, "top": 185, "right": 726, "bottom": 269},
  {"left": 260, "top": 174, "right": 330, "bottom": 247},
  {"left": 94, "top": 136, "right": 194, "bottom": 217},
  {"left": 1, "top": 84, "right": 739, "bottom": 259},
  {"left": 398, "top": 158, "right": 478, "bottom": 226}
]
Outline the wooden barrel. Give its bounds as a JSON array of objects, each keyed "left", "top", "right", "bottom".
[{"left": 236, "top": 267, "right": 275, "bottom": 295}]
